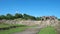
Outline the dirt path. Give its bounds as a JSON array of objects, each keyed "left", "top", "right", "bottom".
[{"left": 13, "top": 26, "right": 42, "bottom": 34}]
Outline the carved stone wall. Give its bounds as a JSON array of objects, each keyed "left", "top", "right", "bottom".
[
  {"left": 0, "top": 16, "right": 59, "bottom": 26},
  {"left": 40, "top": 16, "right": 58, "bottom": 26}
]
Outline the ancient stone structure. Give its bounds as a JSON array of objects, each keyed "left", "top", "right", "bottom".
[
  {"left": 41, "top": 16, "right": 57, "bottom": 21},
  {"left": 0, "top": 16, "right": 59, "bottom": 26},
  {"left": 40, "top": 16, "right": 58, "bottom": 26}
]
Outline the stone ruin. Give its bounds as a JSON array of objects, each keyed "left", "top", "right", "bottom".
[
  {"left": 0, "top": 16, "right": 59, "bottom": 26},
  {"left": 40, "top": 16, "right": 58, "bottom": 26},
  {"left": 41, "top": 16, "right": 57, "bottom": 21}
]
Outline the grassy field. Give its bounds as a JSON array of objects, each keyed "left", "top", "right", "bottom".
[
  {"left": 38, "top": 26, "right": 57, "bottom": 34},
  {"left": 0, "top": 23, "right": 27, "bottom": 28},
  {"left": 0, "top": 23, "right": 27, "bottom": 34},
  {"left": 0, "top": 27, "right": 26, "bottom": 34},
  {"left": 0, "top": 23, "right": 11, "bottom": 28}
]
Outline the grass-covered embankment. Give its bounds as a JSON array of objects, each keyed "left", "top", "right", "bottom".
[
  {"left": 38, "top": 26, "right": 57, "bottom": 34},
  {"left": 0, "top": 27, "right": 26, "bottom": 34},
  {"left": 0, "top": 23, "right": 11, "bottom": 28},
  {"left": 0, "top": 23, "right": 27, "bottom": 34}
]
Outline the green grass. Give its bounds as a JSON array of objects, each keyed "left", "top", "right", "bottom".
[
  {"left": 0, "top": 27, "right": 26, "bottom": 34},
  {"left": 0, "top": 23, "right": 27, "bottom": 28},
  {"left": 0, "top": 23, "right": 11, "bottom": 28},
  {"left": 38, "top": 26, "right": 57, "bottom": 34},
  {"left": 0, "top": 23, "right": 39, "bottom": 34},
  {"left": 0, "top": 23, "right": 27, "bottom": 34}
]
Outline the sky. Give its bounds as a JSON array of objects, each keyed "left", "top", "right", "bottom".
[{"left": 0, "top": 0, "right": 60, "bottom": 18}]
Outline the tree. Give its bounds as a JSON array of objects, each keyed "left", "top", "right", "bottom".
[
  {"left": 36, "top": 17, "right": 41, "bottom": 20},
  {"left": 6, "top": 14, "right": 14, "bottom": 20},
  {"left": 0, "top": 15, "right": 6, "bottom": 20},
  {"left": 0, "top": 13, "right": 41, "bottom": 20},
  {"left": 29, "top": 16, "right": 36, "bottom": 20},
  {"left": 23, "top": 14, "right": 36, "bottom": 20},
  {"left": 14, "top": 13, "right": 23, "bottom": 19},
  {"left": 58, "top": 19, "right": 60, "bottom": 21}
]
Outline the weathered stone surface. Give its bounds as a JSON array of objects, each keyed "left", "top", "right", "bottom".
[{"left": 0, "top": 16, "right": 59, "bottom": 27}]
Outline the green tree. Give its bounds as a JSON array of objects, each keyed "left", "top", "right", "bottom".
[
  {"left": 58, "top": 19, "right": 60, "bottom": 21},
  {"left": 36, "top": 17, "right": 41, "bottom": 20},
  {"left": 6, "top": 14, "right": 14, "bottom": 20},
  {"left": 14, "top": 13, "right": 23, "bottom": 19},
  {"left": 23, "top": 14, "right": 36, "bottom": 20},
  {"left": 0, "top": 15, "right": 6, "bottom": 20},
  {"left": 29, "top": 16, "right": 36, "bottom": 20}
]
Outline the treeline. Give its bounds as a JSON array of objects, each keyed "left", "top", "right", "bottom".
[
  {"left": 0, "top": 13, "right": 41, "bottom": 20},
  {"left": 58, "top": 19, "right": 60, "bottom": 21}
]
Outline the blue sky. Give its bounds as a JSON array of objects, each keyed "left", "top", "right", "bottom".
[{"left": 0, "top": 0, "right": 60, "bottom": 18}]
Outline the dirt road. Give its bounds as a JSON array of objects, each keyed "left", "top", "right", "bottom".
[{"left": 13, "top": 26, "right": 42, "bottom": 34}]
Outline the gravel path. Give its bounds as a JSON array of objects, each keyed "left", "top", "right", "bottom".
[{"left": 13, "top": 26, "right": 42, "bottom": 34}]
